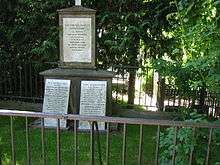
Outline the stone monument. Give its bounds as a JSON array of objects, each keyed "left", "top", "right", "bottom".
[
  {"left": 40, "top": 0, "right": 114, "bottom": 130},
  {"left": 43, "top": 79, "right": 71, "bottom": 128}
]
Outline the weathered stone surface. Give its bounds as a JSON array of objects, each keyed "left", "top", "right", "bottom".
[
  {"left": 40, "top": 68, "right": 114, "bottom": 117},
  {"left": 58, "top": 6, "right": 96, "bottom": 69},
  {"left": 42, "top": 79, "right": 71, "bottom": 128},
  {"left": 58, "top": 6, "right": 96, "bottom": 14},
  {"left": 40, "top": 68, "right": 114, "bottom": 78},
  {"left": 79, "top": 81, "right": 107, "bottom": 130}
]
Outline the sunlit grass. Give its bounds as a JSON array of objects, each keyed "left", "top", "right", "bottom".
[{"left": 0, "top": 117, "right": 156, "bottom": 165}]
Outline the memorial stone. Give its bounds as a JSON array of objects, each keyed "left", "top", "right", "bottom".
[
  {"left": 58, "top": 5, "right": 96, "bottom": 69},
  {"left": 40, "top": 1, "right": 114, "bottom": 130},
  {"left": 79, "top": 81, "right": 107, "bottom": 130},
  {"left": 42, "top": 79, "right": 71, "bottom": 128}
]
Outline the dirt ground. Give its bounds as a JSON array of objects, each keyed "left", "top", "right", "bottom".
[{"left": 0, "top": 100, "right": 42, "bottom": 112}]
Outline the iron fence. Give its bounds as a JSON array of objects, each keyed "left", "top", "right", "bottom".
[
  {"left": 0, "top": 109, "right": 220, "bottom": 164},
  {"left": 0, "top": 61, "right": 57, "bottom": 101},
  {"left": 111, "top": 65, "right": 220, "bottom": 115},
  {"left": 0, "top": 62, "right": 219, "bottom": 113}
]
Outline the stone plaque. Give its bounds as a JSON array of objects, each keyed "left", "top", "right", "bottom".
[
  {"left": 79, "top": 81, "right": 107, "bottom": 130},
  {"left": 43, "top": 79, "right": 71, "bottom": 128},
  {"left": 63, "top": 18, "right": 92, "bottom": 63}
]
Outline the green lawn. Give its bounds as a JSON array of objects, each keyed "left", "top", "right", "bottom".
[{"left": 0, "top": 116, "right": 157, "bottom": 165}]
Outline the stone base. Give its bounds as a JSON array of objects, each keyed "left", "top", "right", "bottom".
[{"left": 40, "top": 68, "right": 114, "bottom": 116}]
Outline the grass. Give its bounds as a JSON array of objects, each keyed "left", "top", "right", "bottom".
[
  {"left": 1, "top": 106, "right": 219, "bottom": 165},
  {"left": 0, "top": 116, "right": 157, "bottom": 165}
]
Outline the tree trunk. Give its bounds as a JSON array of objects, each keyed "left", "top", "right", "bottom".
[
  {"left": 199, "top": 86, "right": 207, "bottom": 106},
  {"left": 126, "top": 30, "right": 139, "bottom": 105},
  {"left": 128, "top": 69, "right": 136, "bottom": 104},
  {"left": 158, "top": 76, "right": 165, "bottom": 111}
]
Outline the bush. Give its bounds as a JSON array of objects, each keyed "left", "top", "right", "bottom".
[{"left": 159, "top": 112, "right": 219, "bottom": 165}]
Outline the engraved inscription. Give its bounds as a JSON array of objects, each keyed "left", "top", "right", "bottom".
[
  {"left": 79, "top": 81, "right": 107, "bottom": 130},
  {"left": 43, "top": 79, "right": 71, "bottom": 128},
  {"left": 63, "top": 18, "right": 92, "bottom": 63}
]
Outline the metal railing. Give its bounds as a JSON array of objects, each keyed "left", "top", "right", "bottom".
[
  {"left": 0, "top": 62, "right": 219, "bottom": 114},
  {"left": 0, "top": 109, "right": 220, "bottom": 164}
]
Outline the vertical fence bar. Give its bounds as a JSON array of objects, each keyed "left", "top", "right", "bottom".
[
  {"left": 8, "top": 63, "right": 13, "bottom": 96},
  {"left": 29, "top": 63, "right": 33, "bottom": 98},
  {"left": 122, "top": 71, "right": 125, "bottom": 102},
  {"left": 189, "top": 127, "right": 195, "bottom": 165},
  {"left": 173, "top": 90, "right": 176, "bottom": 106},
  {"left": 205, "top": 128, "right": 213, "bottom": 165},
  {"left": 155, "top": 125, "right": 160, "bottom": 165},
  {"left": 139, "top": 76, "right": 142, "bottom": 105},
  {"left": 19, "top": 66, "right": 22, "bottom": 97},
  {"left": 26, "top": 117, "right": 30, "bottom": 165},
  {"left": 106, "top": 123, "right": 110, "bottom": 165},
  {"left": 10, "top": 116, "right": 16, "bottom": 165},
  {"left": 172, "top": 127, "right": 177, "bottom": 165},
  {"left": 74, "top": 120, "right": 78, "bottom": 165},
  {"left": 122, "top": 123, "right": 127, "bottom": 165},
  {"left": 41, "top": 118, "right": 46, "bottom": 165},
  {"left": 95, "top": 122, "right": 103, "bottom": 165},
  {"left": 178, "top": 91, "right": 181, "bottom": 107},
  {"left": 0, "top": 64, "right": 3, "bottom": 95},
  {"left": 90, "top": 122, "right": 95, "bottom": 165},
  {"left": 57, "top": 119, "right": 61, "bottom": 165},
  {"left": 116, "top": 75, "right": 119, "bottom": 102},
  {"left": 24, "top": 63, "right": 28, "bottom": 97},
  {"left": 3, "top": 64, "right": 7, "bottom": 95},
  {"left": 138, "top": 124, "right": 143, "bottom": 165},
  {"left": 13, "top": 64, "right": 18, "bottom": 96},
  {"left": 35, "top": 75, "right": 38, "bottom": 98},
  {"left": 168, "top": 87, "right": 170, "bottom": 106},
  {"left": 40, "top": 76, "right": 44, "bottom": 98}
]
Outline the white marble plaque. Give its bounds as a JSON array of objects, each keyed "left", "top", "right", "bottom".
[
  {"left": 79, "top": 81, "right": 107, "bottom": 130},
  {"left": 42, "top": 79, "right": 71, "bottom": 128},
  {"left": 63, "top": 18, "right": 92, "bottom": 63}
]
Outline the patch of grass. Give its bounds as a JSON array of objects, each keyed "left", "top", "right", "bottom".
[{"left": 0, "top": 117, "right": 157, "bottom": 165}]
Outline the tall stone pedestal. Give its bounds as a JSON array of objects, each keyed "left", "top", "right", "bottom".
[{"left": 40, "top": 5, "right": 115, "bottom": 130}]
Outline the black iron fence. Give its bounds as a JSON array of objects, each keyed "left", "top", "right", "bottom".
[
  {"left": 0, "top": 61, "right": 57, "bottom": 101},
  {"left": 0, "top": 62, "right": 219, "bottom": 114},
  {"left": 111, "top": 65, "right": 220, "bottom": 115},
  {"left": 0, "top": 109, "right": 220, "bottom": 164}
]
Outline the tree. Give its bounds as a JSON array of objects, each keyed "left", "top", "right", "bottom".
[
  {"left": 88, "top": 0, "right": 175, "bottom": 104},
  {"left": 153, "top": 0, "right": 220, "bottom": 107}
]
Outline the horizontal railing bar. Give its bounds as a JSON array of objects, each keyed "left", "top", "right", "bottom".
[{"left": 1, "top": 109, "right": 220, "bottom": 128}]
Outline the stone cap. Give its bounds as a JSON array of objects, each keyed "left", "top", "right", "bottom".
[
  {"left": 58, "top": 6, "right": 96, "bottom": 14},
  {"left": 40, "top": 68, "right": 114, "bottom": 78}
]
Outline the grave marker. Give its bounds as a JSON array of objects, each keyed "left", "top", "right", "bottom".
[
  {"left": 79, "top": 81, "right": 107, "bottom": 130},
  {"left": 42, "top": 79, "right": 71, "bottom": 128},
  {"left": 40, "top": 2, "right": 114, "bottom": 131},
  {"left": 58, "top": 5, "right": 96, "bottom": 69}
]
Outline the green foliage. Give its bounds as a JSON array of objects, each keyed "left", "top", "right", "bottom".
[
  {"left": 160, "top": 127, "right": 195, "bottom": 165},
  {"left": 0, "top": 0, "right": 219, "bottom": 100},
  {"left": 152, "top": 0, "right": 220, "bottom": 94},
  {"left": 112, "top": 83, "right": 128, "bottom": 95},
  {"left": 0, "top": 137, "right": 2, "bottom": 163},
  {"left": 160, "top": 112, "right": 209, "bottom": 165},
  {"left": 141, "top": 67, "right": 154, "bottom": 95},
  {"left": 0, "top": 0, "right": 73, "bottom": 65}
]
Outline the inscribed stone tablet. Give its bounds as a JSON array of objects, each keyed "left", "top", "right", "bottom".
[
  {"left": 79, "top": 81, "right": 107, "bottom": 130},
  {"left": 63, "top": 18, "right": 92, "bottom": 63},
  {"left": 43, "top": 79, "right": 71, "bottom": 128}
]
